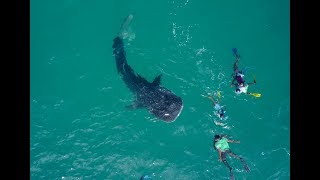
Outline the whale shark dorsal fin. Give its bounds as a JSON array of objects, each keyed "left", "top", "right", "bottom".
[{"left": 151, "top": 74, "right": 162, "bottom": 86}]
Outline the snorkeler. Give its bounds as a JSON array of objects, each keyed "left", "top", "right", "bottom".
[
  {"left": 230, "top": 48, "right": 256, "bottom": 95},
  {"left": 213, "top": 134, "right": 250, "bottom": 180},
  {"left": 208, "top": 95, "right": 226, "bottom": 119}
]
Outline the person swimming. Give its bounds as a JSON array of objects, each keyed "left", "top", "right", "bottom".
[
  {"left": 208, "top": 95, "right": 226, "bottom": 119},
  {"left": 230, "top": 48, "right": 256, "bottom": 95},
  {"left": 213, "top": 134, "right": 250, "bottom": 180}
]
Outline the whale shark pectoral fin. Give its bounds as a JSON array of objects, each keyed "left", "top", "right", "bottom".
[
  {"left": 125, "top": 101, "right": 144, "bottom": 110},
  {"left": 151, "top": 74, "right": 162, "bottom": 86}
]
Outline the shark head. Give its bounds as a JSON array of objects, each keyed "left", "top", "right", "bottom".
[{"left": 148, "top": 87, "right": 183, "bottom": 122}]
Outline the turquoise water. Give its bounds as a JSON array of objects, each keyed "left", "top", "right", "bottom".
[{"left": 31, "top": 0, "right": 289, "bottom": 179}]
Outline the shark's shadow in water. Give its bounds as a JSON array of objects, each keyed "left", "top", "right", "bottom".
[{"left": 112, "top": 15, "right": 183, "bottom": 122}]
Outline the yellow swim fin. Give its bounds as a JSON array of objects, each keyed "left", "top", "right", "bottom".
[
  {"left": 217, "top": 91, "right": 221, "bottom": 99},
  {"left": 249, "top": 92, "right": 261, "bottom": 98}
]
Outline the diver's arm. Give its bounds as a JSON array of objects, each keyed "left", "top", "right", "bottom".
[
  {"left": 228, "top": 139, "right": 240, "bottom": 143},
  {"left": 247, "top": 78, "right": 256, "bottom": 85}
]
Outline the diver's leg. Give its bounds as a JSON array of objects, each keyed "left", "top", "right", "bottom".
[
  {"left": 221, "top": 152, "right": 232, "bottom": 170},
  {"left": 233, "top": 57, "right": 240, "bottom": 73},
  {"left": 227, "top": 150, "right": 250, "bottom": 172},
  {"left": 221, "top": 152, "right": 234, "bottom": 180},
  {"left": 226, "top": 150, "right": 241, "bottom": 159}
]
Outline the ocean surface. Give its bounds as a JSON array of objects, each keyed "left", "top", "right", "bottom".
[{"left": 31, "top": 0, "right": 290, "bottom": 179}]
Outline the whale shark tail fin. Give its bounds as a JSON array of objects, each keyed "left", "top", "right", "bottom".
[
  {"left": 112, "top": 36, "right": 127, "bottom": 73},
  {"left": 118, "top": 14, "right": 134, "bottom": 39},
  {"left": 113, "top": 14, "right": 134, "bottom": 74}
]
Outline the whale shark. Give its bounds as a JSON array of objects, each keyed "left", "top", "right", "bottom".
[{"left": 112, "top": 15, "right": 183, "bottom": 122}]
